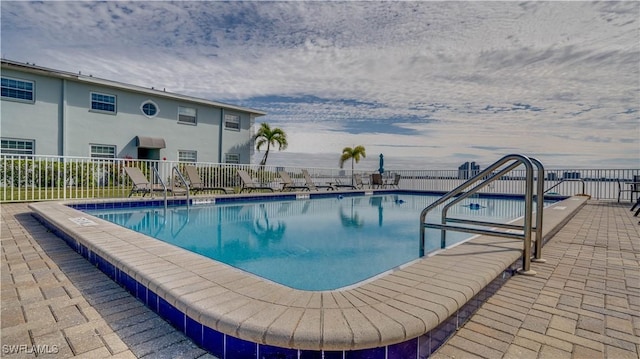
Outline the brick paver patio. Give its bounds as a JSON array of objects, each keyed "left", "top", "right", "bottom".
[
  {"left": 433, "top": 201, "right": 640, "bottom": 359},
  {"left": 1, "top": 201, "right": 638, "bottom": 358}
]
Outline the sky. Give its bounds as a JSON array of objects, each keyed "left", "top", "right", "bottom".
[{"left": 1, "top": 1, "right": 639, "bottom": 170}]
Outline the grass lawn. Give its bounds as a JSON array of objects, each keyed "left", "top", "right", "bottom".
[
  {"left": 1, "top": 187, "right": 132, "bottom": 202},
  {"left": 1, "top": 186, "right": 244, "bottom": 202}
]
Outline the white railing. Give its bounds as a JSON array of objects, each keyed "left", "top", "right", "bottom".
[{"left": 1, "top": 154, "right": 638, "bottom": 202}]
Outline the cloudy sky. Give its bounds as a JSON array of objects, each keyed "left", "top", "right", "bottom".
[{"left": 2, "top": 1, "right": 638, "bottom": 170}]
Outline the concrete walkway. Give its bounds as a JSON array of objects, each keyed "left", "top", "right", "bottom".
[
  {"left": 1, "top": 203, "right": 214, "bottom": 358},
  {"left": 433, "top": 201, "right": 640, "bottom": 359},
  {"left": 1, "top": 201, "right": 638, "bottom": 358}
]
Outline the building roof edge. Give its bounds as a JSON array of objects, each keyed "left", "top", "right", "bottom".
[{"left": 1, "top": 58, "right": 266, "bottom": 116}]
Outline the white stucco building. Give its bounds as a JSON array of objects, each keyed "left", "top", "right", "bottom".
[{"left": 1, "top": 59, "right": 265, "bottom": 163}]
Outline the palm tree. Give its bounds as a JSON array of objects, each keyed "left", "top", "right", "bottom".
[
  {"left": 339, "top": 145, "right": 366, "bottom": 185},
  {"left": 253, "top": 123, "right": 288, "bottom": 167},
  {"left": 339, "top": 145, "right": 366, "bottom": 170}
]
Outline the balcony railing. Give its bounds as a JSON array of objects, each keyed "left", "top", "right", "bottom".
[{"left": 1, "top": 154, "right": 638, "bottom": 203}]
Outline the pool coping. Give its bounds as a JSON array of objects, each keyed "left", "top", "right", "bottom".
[{"left": 28, "top": 192, "right": 587, "bottom": 353}]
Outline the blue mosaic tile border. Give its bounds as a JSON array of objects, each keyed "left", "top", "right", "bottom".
[
  {"left": 213, "top": 193, "right": 298, "bottom": 203},
  {"left": 70, "top": 198, "right": 189, "bottom": 211},
  {"left": 67, "top": 190, "right": 565, "bottom": 212},
  {"left": 32, "top": 211, "right": 518, "bottom": 359}
]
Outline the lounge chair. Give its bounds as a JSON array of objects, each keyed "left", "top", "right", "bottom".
[
  {"left": 237, "top": 169, "right": 275, "bottom": 193},
  {"left": 279, "top": 171, "right": 310, "bottom": 192},
  {"left": 184, "top": 165, "right": 234, "bottom": 194},
  {"left": 301, "top": 169, "right": 335, "bottom": 191},
  {"left": 333, "top": 175, "right": 360, "bottom": 190},
  {"left": 124, "top": 167, "right": 184, "bottom": 197}
]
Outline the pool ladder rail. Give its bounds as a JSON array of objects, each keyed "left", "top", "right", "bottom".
[
  {"left": 420, "top": 154, "right": 546, "bottom": 275},
  {"left": 150, "top": 166, "right": 191, "bottom": 210},
  {"left": 544, "top": 178, "right": 586, "bottom": 196}
]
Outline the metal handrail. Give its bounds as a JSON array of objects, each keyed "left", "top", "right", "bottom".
[
  {"left": 151, "top": 166, "right": 168, "bottom": 210},
  {"left": 438, "top": 157, "right": 545, "bottom": 262},
  {"left": 529, "top": 157, "right": 546, "bottom": 263},
  {"left": 420, "top": 154, "right": 540, "bottom": 275},
  {"left": 544, "top": 178, "right": 586, "bottom": 195},
  {"left": 172, "top": 166, "right": 190, "bottom": 207}
]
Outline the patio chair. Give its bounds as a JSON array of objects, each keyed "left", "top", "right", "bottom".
[
  {"left": 385, "top": 173, "right": 401, "bottom": 189},
  {"left": 354, "top": 174, "right": 367, "bottom": 189},
  {"left": 279, "top": 171, "right": 310, "bottom": 192},
  {"left": 632, "top": 197, "right": 640, "bottom": 216},
  {"left": 184, "top": 165, "right": 234, "bottom": 194},
  {"left": 633, "top": 175, "right": 640, "bottom": 201},
  {"left": 124, "top": 167, "right": 184, "bottom": 197},
  {"left": 301, "top": 169, "right": 335, "bottom": 191},
  {"left": 617, "top": 179, "right": 639, "bottom": 203},
  {"left": 370, "top": 173, "right": 384, "bottom": 189},
  {"left": 237, "top": 169, "right": 275, "bottom": 193}
]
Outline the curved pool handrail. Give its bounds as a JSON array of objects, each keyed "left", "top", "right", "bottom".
[
  {"left": 529, "top": 157, "right": 545, "bottom": 263},
  {"left": 172, "top": 166, "right": 190, "bottom": 207},
  {"left": 420, "top": 154, "right": 538, "bottom": 275},
  {"left": 543, "top": 178, "right": 586, "bottom": 196}
]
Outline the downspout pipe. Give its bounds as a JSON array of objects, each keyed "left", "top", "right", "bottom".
[
  {"left": 60, "top": 79, "right": 66, "bottom": 156},
  {"left": 218, "top": 108, "right": 224, "bottom": 163}
]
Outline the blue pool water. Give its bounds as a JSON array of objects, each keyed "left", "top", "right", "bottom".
[{"left": 84, "top": 193, "right": 548, "bottom": 290}]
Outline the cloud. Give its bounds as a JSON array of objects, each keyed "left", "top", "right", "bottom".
[{"left": 1, "top": 1, "right": 638, "bottom": 169}]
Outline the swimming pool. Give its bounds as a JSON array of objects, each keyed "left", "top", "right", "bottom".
[
  {"left": 30, "top": 192, "right": 584, "bottom": 358},
  {"left": 83, "top": 193, "right": 552, "bottom": 291}
]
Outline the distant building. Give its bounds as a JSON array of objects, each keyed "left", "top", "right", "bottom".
[
  {"left": 1, "top": 59, "right": 266, "bottom": 163},
  {"left": 562, "top": 171, "right": 581, "bottom": 179},
  {"left": 458, "top": 161, "right": 480, "bottom": 179}
]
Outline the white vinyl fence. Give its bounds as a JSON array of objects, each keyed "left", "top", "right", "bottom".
[{"left": 1, "top": 154, "right": 638, "bottom": 202}]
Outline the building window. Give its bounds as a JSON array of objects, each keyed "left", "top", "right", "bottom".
[
  {"left": 225, "top": 153, "right": 240, "bottom": 164},
  {"left": 1, "top": 77, "right": 34, "bottom": 102},
  {"left": 91, "top": 92, "right": 116, "bottom": 113},
  {"left": 90, "top": 144, "right": 116, "bottom": 159},
  {"left": 141, "top": 100, "right": 158, "bottom": 117},
  {"left": 178, "top": 150, "right": 197, "bottom": 163},
  {"left": 224, "top": 114, "right": 240, "bottom": 131},
  {"left": 1, "top": 138, "right": 35, "bottom": 155},
  {"left": 178, "top": 106, "right": 197, "bottom": 125}
]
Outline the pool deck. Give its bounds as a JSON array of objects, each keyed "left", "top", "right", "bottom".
[
  {"left": 1, "top": 199, "right": 638, "bottom": 358},
  {"left": 432, "top": 200, "right": 640, "bottom": 359}
]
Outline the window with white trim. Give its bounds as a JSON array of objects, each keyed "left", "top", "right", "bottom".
[
  {"left": 1, "top": 77, "right": 34, "bottom": 102},
  {"left": 141, "top": 100, "right": 158, "bottom": 117},
  {"left": 91, "top": 92, "right": 116, "bottom": 113},
  {"left": 1, "top": 138, "right": 35, "bottom": 155},
  {"left": 225, "top": 153, "right": 240, "bottom": 164},
  {"left": 90, "top": 144, "right": 116, "bottom": 159},
  {"left": 178, "top": 106, "right": 197, "bottom": 125},
  {"left": 224, "top": 114, "right": 240, "bottom": 131},
  {"left": 178, "top": 150, "right": 197, "bottom": 163}
]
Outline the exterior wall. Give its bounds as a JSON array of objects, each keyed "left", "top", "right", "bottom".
[
  {"left": 0, "top": 69, "right": 63, "bottom": 155},
  {"left": 62, "top": 81, "right": 224, "bottom": 161},
  {"left": 1, "top": 62, "right": 262, "bottom": 163},
  {"left": 220, "top": 110, "right": 253, "bottom": 164}
]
